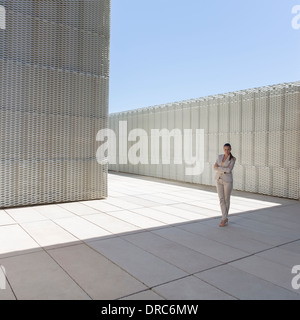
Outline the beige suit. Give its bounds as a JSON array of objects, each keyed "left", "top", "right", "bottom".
[{"left": 214, "top": 155, "right": 236, "bottom": 221}]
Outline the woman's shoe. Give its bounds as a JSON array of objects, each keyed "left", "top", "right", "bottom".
[{"left": 219, "top": 219, "right": 229, "bottom": 227}]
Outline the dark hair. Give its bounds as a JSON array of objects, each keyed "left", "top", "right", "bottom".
[{"left": 224, "top": 143, "right": 234, "bottom": 161}]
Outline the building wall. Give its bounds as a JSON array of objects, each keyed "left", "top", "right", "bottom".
[
  {"left": 0, "top": 0, "right": 110, "bottom": 208},
  {"left": 109, "top": 82, "right": 300, "bottom": 200}
]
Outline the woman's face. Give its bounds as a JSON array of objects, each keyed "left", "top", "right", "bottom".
[{"left": 224, "top": 146, "right": 231, "bottom": 156}]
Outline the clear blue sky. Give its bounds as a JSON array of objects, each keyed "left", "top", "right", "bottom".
[{"left": 109, "top": 0, "right": 300, "bottom": 113}]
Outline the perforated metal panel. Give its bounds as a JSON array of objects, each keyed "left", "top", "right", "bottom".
[
  {"left": 109, "top": 81, "right": 300, "bottom": 200},
  {"left": 0, "top": 0, "right": 110, "bottom": 208}
]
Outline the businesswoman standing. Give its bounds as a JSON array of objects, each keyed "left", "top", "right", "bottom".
[{"left": 214, "top": 143, "right": 236, "bottom": 227}]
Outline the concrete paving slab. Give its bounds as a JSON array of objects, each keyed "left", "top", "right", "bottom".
[
  {"left": 0, "top": 251, "right": 90, "bottom": 300},
  {"left": 256, "top": 247, "right": 300, "bottom": 268},
  {"left": 130, "top": 207, "right": 188, "bottom": 224},
  {"left": 88, "top": 237, "right": 188, "bottom": 287},
  {"left": 153, "top": 275, "right": 236, "bottom": 300},
  {"left": 167, "top": 190, "right": 213, "bottom": 201},
  {"left": 250, "top": 206, "right": 300, "bottom": 227},
  {"left": 195, "top": 264, "right": 300, "bottom": 300},
  {"left": 0, "top": 265, "right": 16, "bottom": 300},
  {"left": 122, "top": 231, "right": 222, "bottom": 274},
  {"left": 102, "top": 198, "right": 145, "bottom": 210},
  {"left": 246, "top": 213, "right": 300, "bottom": 232},
  {"left": 230, "top": 197, "right": 281, "bottom": 209},
  {"left": 20, "top": 220, "right": 78, "bottom": 248},
  {"left": 58, "top": 202, "right": 101, "bottom": 216},
  {"left": 84, "top": 212, "right": 141, "bottom": 234},
  {"left": 120, "top": 290, "right": 165, "bottom": 300},
  {"left": 0, "top": 225, "right": 40, "bottom": 257},
  {"left": 0, "top": 285, "right": 16, "bottom": 300},
  {"left": 206, "top": 216, "right": 296, "bottom": 246},
  {"left": 179, "top": 203, "right": 223, "bottom": 218},
  {"left": 154, "top": 205, "right": 209, "bottom": 221},
  {"left": 151, "top": 192, "right": 197, "bottom": 204},
  {"left": 47, "top": 244, "right": 147, "bottom": 300},
  {"left": 107, "top": 210, "right": 166, "bottom": 229},
  {"left": 229, "top": 215, "right": 300, "bottom": 242},
  {"left": 134, "top": 194, "right": 179, "bottom": 205},
  {"left": 52, "top": 216, "right": 111, "bottom": 240},
  {"left": 0, "top": 210, "right": 16, "bottom": 226},
  {"left": 172, "top": 203, "right": 219, "bottom": 216},
  {"left": 114, "top": 195, "right": 162, "bottom": 208},
  {"left": 5, "top": 207, "right": 47, "bottom": 224},
  {"left": 188, "top": 200, "right": 233, "bottom": 213},
  {"left": 178, "top": 221, "right": 272, "bottom": 254},
  {"left": 280, "top": 240, "right": 300, "bottom": 255},
  {"left": 152, "top": 226, "right": 249, "bottom": 263},
  {"left": 230, "top": 255, "right": 300, "bottom": 295},
  {"left": 33, "top": 204, "right": 75, "bottom": 220},
  {"left": 80, "top": 200, "right": 122, "bottom": 213},
  {"left": 271, "top": 203, "right": 300, "bottom": 215}
]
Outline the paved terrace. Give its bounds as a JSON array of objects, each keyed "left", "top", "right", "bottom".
[{"left": 0, "top": 172, "right": 300, "bottom": 300}]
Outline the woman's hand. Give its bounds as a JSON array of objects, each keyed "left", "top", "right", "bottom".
[{"left": 214, "top": 164, "right": 219, "bottom": 170}]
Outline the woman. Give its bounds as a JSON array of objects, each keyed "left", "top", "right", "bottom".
[{"left": 214, "top": 143, "right": 236, "bottom": 227}]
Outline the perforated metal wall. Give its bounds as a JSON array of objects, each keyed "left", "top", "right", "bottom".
[
  {"left": 109, "top": 81, "right": 300, "bottom": 200},
  {"left": 0, "top": 0, "right": 110, "bottom": 208}
]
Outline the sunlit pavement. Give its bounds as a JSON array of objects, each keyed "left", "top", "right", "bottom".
[{"left": 0, "top": 172, "right": 300, "bottom": 300}]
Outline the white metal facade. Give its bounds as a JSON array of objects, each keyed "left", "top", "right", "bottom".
[
  {"left": 0, "top": 0, "right": 110, "bottom": 208},
  {"left": 109, "top": 81, "right": 300, "bottom": 200}
]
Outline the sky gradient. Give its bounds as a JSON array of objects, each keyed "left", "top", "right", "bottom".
[{"left": 109, "top": 0, "right": 300, "bottom": 113}]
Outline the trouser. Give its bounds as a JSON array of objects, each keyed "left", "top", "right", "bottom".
[{"left": 216, "top": 178, "right": 233, "bottom": 221}]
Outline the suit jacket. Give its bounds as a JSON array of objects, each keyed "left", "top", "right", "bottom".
[{"left": 214, "top": 154, "right": 236, "bottom": 183}]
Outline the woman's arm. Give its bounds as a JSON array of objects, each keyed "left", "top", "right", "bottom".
[
  {"left": 214, "top": 159, "right": 220, "bottom": 171},
  {"left": 217, "top": 158, "right": 236, "bottom": 174}
]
